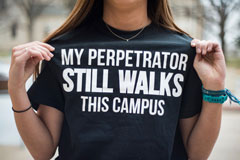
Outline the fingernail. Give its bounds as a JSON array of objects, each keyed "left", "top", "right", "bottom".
[
  {"left": 51, "top": 47, "right": 55, "bottom": 51},
  {"left": 191, "top": 42, "right": 196, "bottom": 46}
]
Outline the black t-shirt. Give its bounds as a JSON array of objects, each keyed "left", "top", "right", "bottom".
[{"left": 27, "top": 17, "right": 202, "bottom": 160}]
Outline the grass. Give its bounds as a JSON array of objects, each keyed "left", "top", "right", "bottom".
[
  {"left": 226, "top": 57, "right": 240, "bottom": 68},
  {"left": 0, "top": 51, "right": 11, "bottom": 63},
  {"left": 0, "top": 50, "right": 11, "bottom": 58}
]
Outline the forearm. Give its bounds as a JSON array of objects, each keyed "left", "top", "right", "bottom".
[
  {"left": 9, "top": 88, "right": 55, "bottom": 160},
  {"left": 187, "top": 100, "right": 222, "bottom": 160}
]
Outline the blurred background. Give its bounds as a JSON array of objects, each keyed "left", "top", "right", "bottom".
[{"left": 0, "top": 0, "right": 240, "bottom": 159}]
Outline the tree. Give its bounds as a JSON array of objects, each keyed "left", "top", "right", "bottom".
[
  {"left": 0, "top": 0, "right": 9, "bottom": 22},
  {"left": 203, "top": 0, "right": 240, "bottom": 57},
  {"left": 237, "top": 37, "right": 240, "bottom": 49},
  {"left": 170, "top": 0, "right": 204, "bottom": 39},
  {"left": 0, "top": 0, "right": 7, "bottom": 12},
  {"left": 13, "top": 0, "right": 54, "bottom": 41},
  {"left": 237, "top": 22, "right": 240, "bottom": 49}
]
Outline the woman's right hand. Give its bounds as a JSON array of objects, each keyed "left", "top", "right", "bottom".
[{"left": 8, "top": 41, "right": 55, "bottom": 91}]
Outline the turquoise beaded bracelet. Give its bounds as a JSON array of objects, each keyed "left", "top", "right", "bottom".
[
  {"left": 202, "top": 85, "right": 240, "bottom": 105},
  {"left": 202, "top": 94, "right": 228, "bottom": 104}
]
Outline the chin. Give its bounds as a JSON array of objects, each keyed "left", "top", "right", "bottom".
[{"left": 105, "top": 0, "right": 146, "bottom": 8}]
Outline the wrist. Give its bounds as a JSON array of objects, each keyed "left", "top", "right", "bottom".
[
  {"left": 8, "top": 79, "right": 26, "bottom": 91},
  {"left": 8, "top": 86, "right": 26, "bottom": 95},
  {"left": 202, "top": 81, "right": 225, "bottom": 91}
]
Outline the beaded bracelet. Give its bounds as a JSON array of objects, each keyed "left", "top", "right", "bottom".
[
  {"left": 202, "top": 85, "right": 240, "bottom": 105},
  {"left": 203, "top": 94, "right": 228, "bottom": 104}
]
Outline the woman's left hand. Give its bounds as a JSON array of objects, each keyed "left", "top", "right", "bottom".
[{"left": 191, "top": 39, "right": 226, "bottom": 90}]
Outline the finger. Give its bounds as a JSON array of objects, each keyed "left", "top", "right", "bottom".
[
  {"left": 37, "top": 45, "right": 54, "bottom": 57},
  {"left": 31, "top": 56, "right": 41, "bottom": 66},
  {"left": 12, "top": 43, "right": 34, "bottom": 52},
  {"left": 27, "top": 49, "right": 44, "bottom": 61},
  {"left": 33, "top": 47, "right": 52, "bottom": 61},
  {"left": 12, "top": 44, "right": 52, "bottom": 63},
  {"left": 15, "top": 49, "right": 43, "bottom": 64},
  {"left": 11, "top": 49, "right": 25, "bottom": 68},
  {"left": 35, "top": 41, "right": 55, "bottom": 51},
  {"left": 12, "top": 48, "right": 26, "bottom": 58},
  {"left": 13, "top": 47, "right": 39, "bottom": 58},
  {"left": 201, "top": 41, "right": 208, "bottom": 55},
  {"left": 12, "top": 41, "right": 55, "bottom": 52},
  {"left": 206, "top": 41, "right": 214, "bottom": 52},
  {"left": 194, "top": 49, "right": 203, "bottom": 62},
  {"left": 195, "top": 41, "right": 202, "bottom": 54},
  {"left": 191, "top": 39, "right": 200, "bottom": 47},
  {"left": 212, "top": 42, "right": 222, "bottom": 52}
]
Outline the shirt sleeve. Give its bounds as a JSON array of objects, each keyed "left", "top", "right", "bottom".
[
  {"left": 179, "top": 50, "right": 203, "bottom": 119},
  {"left": 26, "top": 59, "right": 65, "bottom": 113}
]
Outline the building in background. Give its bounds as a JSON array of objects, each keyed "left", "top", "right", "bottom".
[
  {"left": 0, "top": 0, "right": 68, "bottom": 51},
  {"left": 170, "top": 0, "right": 204, "bottom": 39},
  {"left": 0, "top": 0, "right": 204, "bottom": 52}
]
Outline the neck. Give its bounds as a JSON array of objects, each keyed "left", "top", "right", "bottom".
[{"left": 103, "top": 0, "right": 151, "bottom": 31}]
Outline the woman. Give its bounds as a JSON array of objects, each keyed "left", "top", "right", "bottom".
[{"left": 8, "top": 0, "right": 226, "bottom": 159}]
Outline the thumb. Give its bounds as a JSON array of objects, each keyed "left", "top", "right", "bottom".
[{"left": 194, "top": 50, "right": 202, "bottom": 63}]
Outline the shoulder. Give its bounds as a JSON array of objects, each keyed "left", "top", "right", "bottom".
[
  {"left": 46, "top": 21, "right": 95, "bottom": 47},
  {"left": 156, "top": 24, "right": 193, "bottom": 47},
  {"left": 164, "top": 27, "right": 196, "bottom": 59},
  {"left": 150, "top": 23, "right": 193, "bottom": 49},
  {"left": 150, "top": 24, "right": 197, "bottom": 68},
  {"left": 151, "top": 24, "right": 196, "bottom": 58}
]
